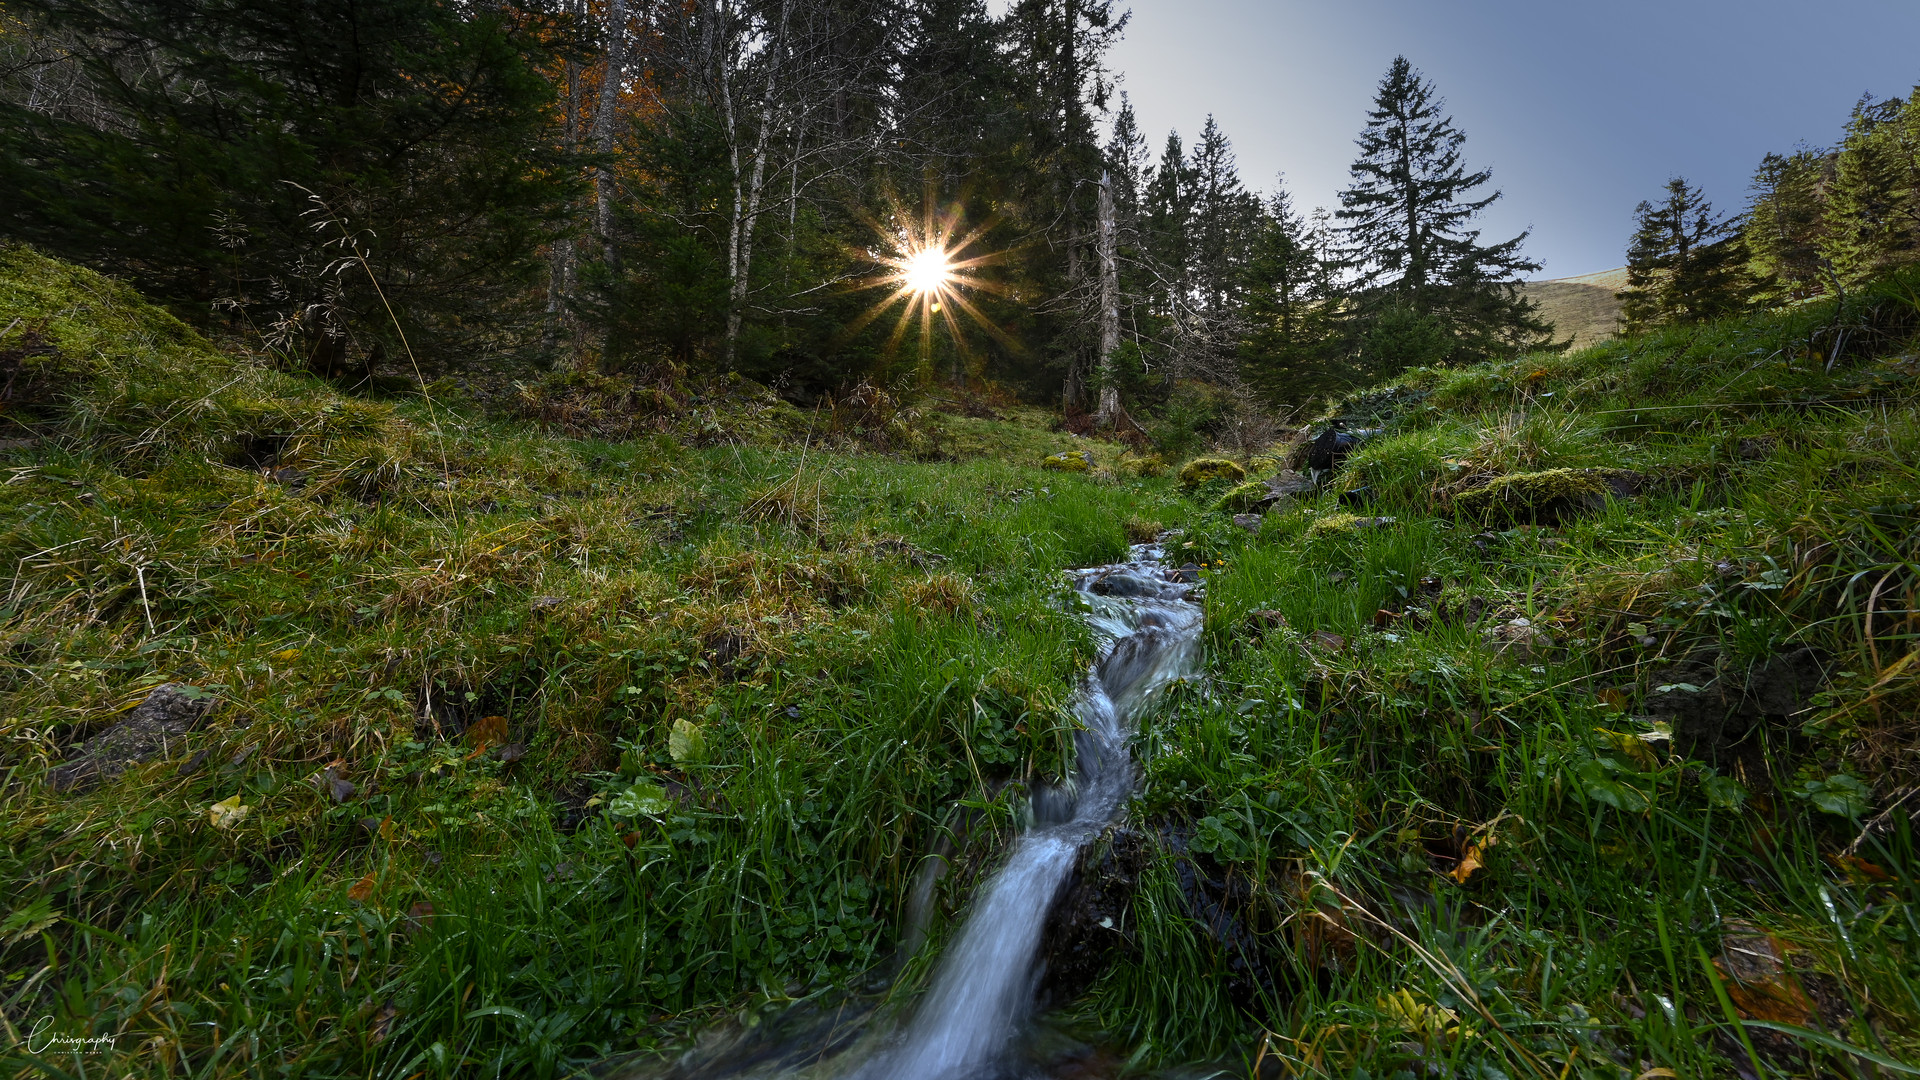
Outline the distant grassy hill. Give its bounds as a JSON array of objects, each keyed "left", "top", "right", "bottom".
[{"left": 1524, "top": 266, "right": 1628, "bottom": 348}]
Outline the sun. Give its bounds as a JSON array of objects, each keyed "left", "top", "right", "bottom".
[
  {"left": 841, "top": 194, "right": 1018, "bottom": 367},
  {"left": 900, "top": 247, "right": 953, "bottom": 296}
]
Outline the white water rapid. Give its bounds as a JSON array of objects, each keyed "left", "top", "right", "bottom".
[{"left": 862, "top": 543, "right": 1202, "bottom": 1080}]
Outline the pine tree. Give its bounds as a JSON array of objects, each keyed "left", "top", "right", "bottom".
[
  {"left": 0, "top": 0, "right": 578, "bottom": 365},
  {"left": 1336, "top": 56, "right": 1550, "bottom": 369},
  {"left": 1744, "top": 149, "right": 1834, "bottom": 301},
  {"left": 1822, "top": 90, "right": 1920, "bottom": 289},
  {"left": 1187, "top": 115, "right": 1260, "bottom": 314},
  {"left": 1618, "top": 177, "right": 1748, "bottom": 331},
  {"left": 1239, "top": 184, "right": 1343, "bottom": 404},
  {"left": 1143, "top": 130, "right": 1194, "bottom": 318}
]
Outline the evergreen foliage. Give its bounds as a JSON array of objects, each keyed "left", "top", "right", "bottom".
[
  {"left": 0, "top": 0, "right": 578, "bottom": 366},
  {"left": 1336, "top": 56, "right": 1553, "bottom": 371},
  {"left": 1619, "top": 177, "right": 1749, "bottom": 331}
]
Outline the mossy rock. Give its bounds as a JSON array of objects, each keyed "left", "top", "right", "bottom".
[
  {"left": 1116, "top": 452, "right": 1167, "bottom": 478},
  {"left": 1041, "top": 449, "right": 1093, "bottom": 472},
  {"left": 1213, "top": 480, "right": 1270, "bottom": 514},
  {"left": 1307, "top": 512, "right": 1397, "bottom": 538},
  {"left": 1177, "top": 457, "right": 1245, "bottom": 490},
  {"left": 1454, "top": 467, "right": 1640, "bottom": 524}
]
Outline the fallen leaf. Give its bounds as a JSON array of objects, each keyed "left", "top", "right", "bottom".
[
  {"left": 1712, "top": 920, "right": 1816, "bottom": 1025},
  {"left": 467, "top": 714, "right": 509, "bottom": 751},
  {"left": 208, "top": 795, "right": 251, "bottom": 831},
  {"left": 328, "top": 776, "right": 357, "bottom": 802},
  {"left": 1450, "top": 842, "right": 1486, "bottom": 884},
  {"left": 1828, "top": 853, "right": 1893, "bottom": 883},
  {"left": 1372, "top": 608, "right": 1401, "bottom": 627},
  {"left": 403, "top": 901, "right": 435, "bottom": 937},
  {"left": 1309, "top": 630, "right": 1347, "bottom": 652},
  {"left": 496, "top": 741, "right": 527, "bottom": 765},
  {"left": 347, "top": 873, "right": 377, "bottom": 903},
  {"left": 1596, "top": 688, "right": 1629, "bottom": 711},
  {"left": 272, "top": 648, "right": 301, "bottom": 662},
  {"left": 369, "top": 1000, "right": 399, "bottom": 1044}
]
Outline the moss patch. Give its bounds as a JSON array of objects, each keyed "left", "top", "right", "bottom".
[{"left": 1177, "top": 457, "right": 1245, "bottom": 489}]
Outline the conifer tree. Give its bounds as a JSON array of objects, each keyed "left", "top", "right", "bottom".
[
  {"left": 0, "top": 0, "right": 578, "bottom": 364},
  {"left": 1143, "top": 130, "right": 1194, "bottom": 318},
  {"left": 1337, "top": 56, "right": 1550, "bottom": 369},
  {"left": 1745, "top": 149, "right": 1834, "bottom": 301},
  {"left": 1187, "top": 115, "right": 1260, "bottom": 314},
  {"left": 1240, "top": 184, "right": 1342, "bottom": 404},
  {"left": 1822, "top": 90, "right": 1920, "bottom": 288},
  {"left": 1619, "top": 177, "right": 1748, "bottom": 331}
]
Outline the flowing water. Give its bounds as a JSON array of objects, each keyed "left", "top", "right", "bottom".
[
  {"left": 615, "top": 544, "right": 1201, "bottom": 1080},
  {"left": 859, "top": 543, "right": 1202, "bottom": 1080}
]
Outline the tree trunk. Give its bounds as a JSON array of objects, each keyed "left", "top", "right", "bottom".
[
  {"left": 595, "top": 0, "right": 628, "bottom": 273},
  {"left": 1094, "top": 169, "right": 1121, "bottom": 425}
]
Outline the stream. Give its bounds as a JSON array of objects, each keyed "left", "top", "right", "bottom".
[{"left": 616, "top": 543, "right": 1203, "bottom": 1080}]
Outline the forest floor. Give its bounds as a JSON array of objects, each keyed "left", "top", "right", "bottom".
[{"left": 3, "top": 244, "right": 1919, "bottom": 1080}]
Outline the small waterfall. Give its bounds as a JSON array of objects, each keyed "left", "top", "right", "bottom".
[{"left": 864, "top": 544, "right": 1201, "bottom": 1080}]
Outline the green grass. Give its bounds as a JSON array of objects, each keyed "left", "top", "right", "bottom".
[
  {"left": 1072, "top": 277, "right": 1920, "bottom": 1077},
  {"left": 0, "top": 246, "right": 1173, "bottom": 1077},
  {"left": 5, "top": 245, "right": 1920, "bottom": 1080}
]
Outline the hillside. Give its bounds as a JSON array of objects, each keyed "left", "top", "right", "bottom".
[
  {"left": 1524, "top": 267, "right": 1629, "bottom": 349},
  {"left": 4, "top": 245, "right": 1920, "bottom": 1080}
]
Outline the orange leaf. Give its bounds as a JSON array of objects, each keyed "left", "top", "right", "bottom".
[
  {"left": 1597, "top": 688, "right": 1629, "bottom": 711},
  {"left": 1828, "top": 853, "right": 1893, "bottom": 883},
  {"left": 1712, "top": 921, "right": 1816, "bottom": 1025},
  {"left": 348, "top": 872, "right": 377, "bottom": 903},
  {"left": 467, "top": 714, "right": 508, "bottom": 751},
  {"left": 1451, "top": 842, "right": 1485, "bottom": 884}
]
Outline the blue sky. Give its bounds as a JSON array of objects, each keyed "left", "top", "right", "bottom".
[{"left": 1091, "top": 0, "right": 1920, "bottom": 278}]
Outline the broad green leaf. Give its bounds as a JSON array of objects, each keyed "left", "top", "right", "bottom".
[
  {"left": 669, "top": 719, "right": 707, "bottom": 765},
  {"left": 609, "top": 782, "right": 671, "bottom": 819}
]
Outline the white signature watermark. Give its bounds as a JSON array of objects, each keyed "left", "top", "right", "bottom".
[{"left": 25, "top": 1017, "right": 117, "bottom": 1054}]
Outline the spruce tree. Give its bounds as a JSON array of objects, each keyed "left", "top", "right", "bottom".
[
  {"left": 1186, "top": 115, "right": 1260, "bottom": 314},
  {"left": 1337, "top": 56, "right": 1550, "bottom": 369},
  {"left": 1143, "top": 130, "right": 1195, "bottom": 318},
  {"left": 1822, "top": 90, "right": 1920, "bottom": 288},
  {"left": 0, "top": 0, "right": 578, "bottom": 365},
  {"left": 1745, "top": 149, "right": 1834, "bottom": 301},
  {"left": 1618, "top": 177, "right": 1748, "bottom": 331},
  {"left": 1240, "top": 184, "right": 1343, "bottom": 404}
]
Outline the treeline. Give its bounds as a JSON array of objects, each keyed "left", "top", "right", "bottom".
[
  {"left": 1621, "top": 87, "right": 1920, "bottom": 331},
  {"left": 0, "top": 0, "right": 1553, "bottom": 416}
]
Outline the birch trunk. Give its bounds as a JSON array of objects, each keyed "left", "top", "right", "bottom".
[{"left": 1094, "top": 169, "right": 1121, "bottom": 425}]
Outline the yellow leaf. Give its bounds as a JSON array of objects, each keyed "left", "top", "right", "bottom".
[
  {"left": 208, "top": 795, "right": 251, "bottom": 831},
  {"left": 348, "top": 873, "right": 377, "bottom": 903},
  {"left": 272, "top": 649, "right": 301, "bottom": 662}
]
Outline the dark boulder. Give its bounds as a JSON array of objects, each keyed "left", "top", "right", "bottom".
[{"left": 1038, "top": 828, "right": 1150, "bottom": 1004}]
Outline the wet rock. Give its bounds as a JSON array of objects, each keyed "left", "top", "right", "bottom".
[
  {"left": 1302, "top": 427, "right": 1382, "bottom": 473},
  {"left": 1231, "top": 513, "right": 1263, "bottom": 533},
  {"left": 1337, "top": 486, "right": 1374, "bottom": 507},
  {"left": 1263, "top": 469, "right": 1315, "bottom": 501},
  {"left": 47, "top": 683, "right": 215, "bottom": 791},
  {"left": 1039, "top": 828, "right": 1150, "bottom": 1003}
]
